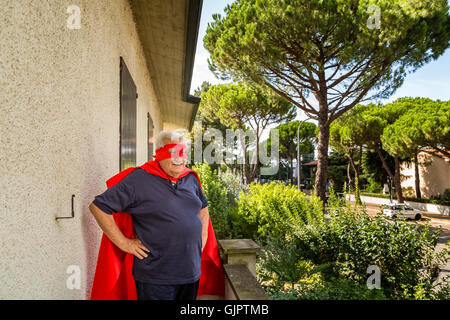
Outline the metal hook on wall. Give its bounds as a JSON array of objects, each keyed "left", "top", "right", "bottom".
[{"left": 56, "top": 194, "right": 75, "bottom": 220}]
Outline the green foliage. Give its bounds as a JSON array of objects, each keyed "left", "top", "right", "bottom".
[
  {"left": 267, "top": 121, "right": 317, "bottom": 166},
  {"left": 217, "top": 166, "right": 248, "bottom": 202},
  {"left": 382, "top": 99, "right": 450, "bottom": 157},
  {"left": 256, "top": 236, "right": 318, "bottom": 287},
  {"left": 205, "top": 0, "right": 450, "bottom": 199},
  {"left": 443, "top": 188, "right": 450, "bottom": 201},
  {"left": 205, "top": 0, "right": 450, "bottom": 107},
  {"left": 200, "top": 82, "right": 296, "bottom": 130},
  {"left": 236, "top": 181, "right": 324, "bottom": 241},
  {"left": 327, "top": 152, "right": 348, "bottom": 192},
  {"left": 364, "top": 179, "right": 383, "bottom": 194},
  {"left": 361, "top": 149, "right": 393, "bottom": 189},
  {"left": 266, "top": 277, "right": 388, "bottom": 300},
  {"left": 199, "top": 82, "right": 296, "bottom": 182},
  {"left": 257, "top": 190, "right": 449, "bottom": 300},
  {"left": 291, "top": 197, "right": 449, "bottom": 299},
  {"left": 191, "top": 163, "right": 237, "bottom": 239}
]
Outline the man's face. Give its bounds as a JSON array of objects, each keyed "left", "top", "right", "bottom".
[{"left": 158, "top": 141, "right": 187, "bottom": 178}]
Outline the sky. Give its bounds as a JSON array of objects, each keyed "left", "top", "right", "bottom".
[{"left": 190, "top": 0, "right": 450, "bottom": 138}]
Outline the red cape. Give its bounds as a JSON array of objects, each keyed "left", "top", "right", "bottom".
[{"left": 90, "top": 161, "right": 225, "bottom": 299}]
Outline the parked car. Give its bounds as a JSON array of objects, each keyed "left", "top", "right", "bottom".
[{"left": 383, "top": 204, "right": 422, "bottom": 220}]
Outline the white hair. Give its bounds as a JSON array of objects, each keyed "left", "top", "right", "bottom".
[{"left": 155, "top": 130, "right": 190, "bottom": 150}]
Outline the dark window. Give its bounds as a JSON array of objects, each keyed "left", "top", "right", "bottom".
[
  {"left": 119, "top": 57, "right": 137, "bottom": 171},
  {"left": 147, "top": 112, "right": 154, "bottom": 161}
]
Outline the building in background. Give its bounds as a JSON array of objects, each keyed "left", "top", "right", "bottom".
[
  {"left": 401, "top": 150, "right": 450, "bottom": 199},
  {"left": 0, "top": 0, "right": 202, "bottom": 299}
]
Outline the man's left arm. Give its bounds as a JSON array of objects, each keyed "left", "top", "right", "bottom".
[{"left": 199, "top": 206, "right": 209, "bottom": 252}]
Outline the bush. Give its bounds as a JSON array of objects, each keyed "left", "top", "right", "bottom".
[
  {"left": 443, "top": 188, "right": 450, "bottom": 201},
  {"left": 217, "top": 166, "right": 248, "bottom": 203},
  {"left": 235, "top": 181, "right": 324, "bottom": 242},
  {"left": 256, "top": 236, "right": 319, "bottom": 287},
  {"left": 402, "top": 186, "right": 416, "bottom": 198},
  {"left": 257, "top": 234, "right": 388, "bottom": 300},
  {"left": 363, "top": 178, "right": 382, "bottom": 193},
  {"left": 192, "top": 162, "right": 238, "bottom": 239},
  {"left": 291, "top": 194, "right": 449, "bottom": 299},
  {"left": 265, "top": 277, "right": 388, "bottom": 300},
  {"left": 257, "top": 199, "right": 449, "bottom": 299}
]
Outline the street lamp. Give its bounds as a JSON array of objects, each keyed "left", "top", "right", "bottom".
[{"left": 297, "top": 118, "right": 311, "bottom": 191}]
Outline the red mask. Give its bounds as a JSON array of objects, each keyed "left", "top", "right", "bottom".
[{"left": 153, "top": 143, "right": 187, "bottom": 162}]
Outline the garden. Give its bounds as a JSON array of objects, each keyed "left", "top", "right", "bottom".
[{"left": 193, "top": 163, "right": 450, "bottom": 300}]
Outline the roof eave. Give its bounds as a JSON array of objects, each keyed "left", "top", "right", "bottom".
[{"left": 183, "top": 0, "right": 203, "bottom": 132}]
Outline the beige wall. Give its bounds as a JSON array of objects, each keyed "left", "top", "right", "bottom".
[
  {"left": 0, "top": 0, "right": 163, "bottom": 299},
  {"left": 401, "top": 152, "right": 450, "bottom": 198}
]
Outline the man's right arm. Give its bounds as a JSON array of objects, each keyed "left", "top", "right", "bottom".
[{"left": 89, "top": 202, "right": 149, "bottom": 259}]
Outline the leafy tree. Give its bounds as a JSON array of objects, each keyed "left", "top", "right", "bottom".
[
  {"left": 266, "top": 121, "right": 317, "bottom": 183},
  {"left": 191, "top": 162, "right": 242, "bottom": 239},
  {"left": 361, "top": 149, "right": 394, "bottom": 193},
  {"left": 381, "top": 98, "right": 444, "bottom": 198},
  {"left": 193, "top": 81, "right": 212, "bottom": 98},
  {"left": 327, "top": 152, "right": 349, "bottom": 194},
  {"left": 359, "top": 101, "right": 414, "bottom": 202},
  {"left": 205, "top": 0, "right": 450, "bottom": 201},
  {"left": 330, "top": 104, "right": 368, "bottom": 201},
  {"left": 200, "top": 82, "right": 296, "bottom": 182},
  {"left": 382, "top": 99, "right": 450, "bottom": 198},
  {"left": 191, "top": 81, "right": 236, "bottom": 172}
]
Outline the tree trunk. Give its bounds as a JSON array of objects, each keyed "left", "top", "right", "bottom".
[
  {"left": 249, "top": 132, "right": 260, "bottom": 182},
  {"left": 357, "top": 145, "right": 362, "bottom": 177},
  {"left": 348, "top": 152, "right": 361, "bottom": 204},
  {"left": 393, "top": 156, "right": 404, "bottom": 203},
  {"left": 414, "top": 151, "right": 422, "bottom": 198},
  {"left": 237, "top": 123, "right": 251, "bottom": 184},
  {"left": 375, "top": 146, "right": 394, "bottom": 181},
  {"left": 348, "top": 152, "right": 359, "bottom": 183},
  {"left": 375, "top": 145, "right": 397, "bottom": 201},
  {"left": 375, "top": 146, "right": 405, "bottom": 202},
  {"left": 314, "top": 117, "right": 330, "bottom": 203},
  {"left": 347, "top": 162, "right": 353, "bottom": 190}
]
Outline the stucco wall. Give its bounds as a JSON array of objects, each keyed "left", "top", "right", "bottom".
[
  {"left": 400, "top": 153, "right": 450, "bottom": 198},
  {"left": 0, "top": 0, "right": 162, "bottom": 299}
]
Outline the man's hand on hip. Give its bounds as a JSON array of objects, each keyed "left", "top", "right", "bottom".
[{"left": 120, "top": 237, "right": 150, "bottom": 260}]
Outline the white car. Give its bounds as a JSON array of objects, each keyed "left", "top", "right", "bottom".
[{"left": 383, "top": 204, "right": 422, "bottom": 220}]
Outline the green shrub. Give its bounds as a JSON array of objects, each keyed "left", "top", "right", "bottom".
[
  {"left": 292, "top": 194, "right": 449, "bottom": 299},
  {"left": 235, "top": 181, "right": 324, "bottom": 242},
  {"left": 217, "top": 166, "right": 248, "bottom": 202},
  {"left": 192, "top": 162, "right": 237, "bottom": 239},
  {"left": 265, "top": 277, "right": 388, "bottom": 300},
  {"left": 402, "top": 186, "right": 416, "bottom": 198},
  {"left": 443, "top": 188, "right": 450, "bottom": 201},
  {"left": 256, "top": 236, "right": 318, "bottom": 287},
  {"left": 258, "top": 234, "right": 388, "bottom": 300},
  {"left": 363, "top": 178, "right": 382, "bottom": 193}
]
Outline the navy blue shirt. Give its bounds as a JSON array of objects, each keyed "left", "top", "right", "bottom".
[{"left": 92, "top": 168, "right": 208, "bottom": 285}]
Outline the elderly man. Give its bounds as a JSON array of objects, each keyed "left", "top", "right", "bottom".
[{"left": 89, "top": 130, "right": 215, "bottom": 300}]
